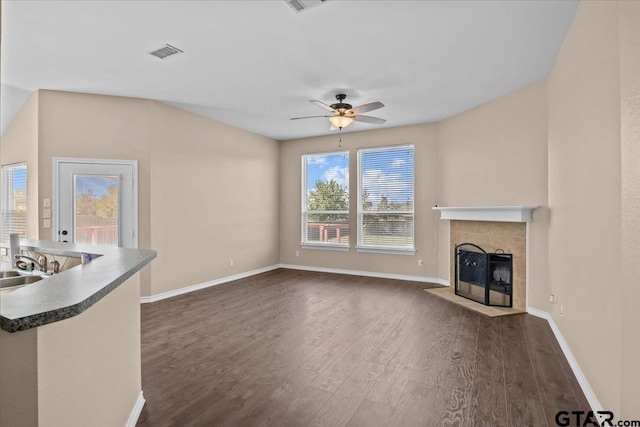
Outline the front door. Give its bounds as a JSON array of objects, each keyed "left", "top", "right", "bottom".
[{"left": 55, "top": 158, "right": 137, "bottom": 248}]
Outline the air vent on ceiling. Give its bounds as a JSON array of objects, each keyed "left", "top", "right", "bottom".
[
  {"left": 284, "top": 0, "right": 331, "bottom": 13},
  {"left": 149, "top": 44, "right": 183, "bottom": 60}
]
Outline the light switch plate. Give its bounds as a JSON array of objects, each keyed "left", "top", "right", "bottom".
[
  {"left": 43, "top": 198, "right": 51, "bottom": 208},
  {"left": 44, "top": 219, "right": 51, "bottom": 229},
  {"left": 43, "top": 208, "right": 51, "bottom": 219}
]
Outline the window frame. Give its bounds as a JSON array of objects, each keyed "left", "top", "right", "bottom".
[
  {"left": 356, "top": 144, "right": 416, "bottom": 255},
  {"left": 301, "top": 150, "right": 350, "bottom": 251}
]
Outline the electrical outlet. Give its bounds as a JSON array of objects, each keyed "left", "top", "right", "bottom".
[
  {"left": 44, "top": 219, "right": 51, "bottom": 229},
  {"left": 549, "top": 294, "right": 554, "bottom": 303},
  {"left": 295, "top": 251, "right": 299, "bottom": 257},
  {"left": 229, "top": 259, "right": 234, "bottom": 266},
  {"left": 418, "top": 260, "right": 424, "bottom": 267},
  {"left": 43, "top": 208, "right": 51, "bottom": 219},
  {"left": 43, "top": 198, "right": 51, "bottom": 208},
  {"left": 0, "top": 248, "right": 6, "bottom": 256}
]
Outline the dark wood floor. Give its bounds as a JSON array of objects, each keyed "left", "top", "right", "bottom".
[{"left": 137, "top": 269, "right": 590, "bottom": 427}]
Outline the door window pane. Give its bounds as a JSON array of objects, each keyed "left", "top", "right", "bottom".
[{"left": 74, "top": 175, "right": 119, "bottom": 246}]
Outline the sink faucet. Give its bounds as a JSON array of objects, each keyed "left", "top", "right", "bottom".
[
  {"left": 15, "top": 253, "right": 48, "bottom": 273},
  {"left": 49, "top": 260, "right": 60, "bottom": 274}
]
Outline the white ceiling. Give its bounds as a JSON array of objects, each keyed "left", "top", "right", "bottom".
[{"left": 1, "top": 0, "right": 577, "bottom": 141}]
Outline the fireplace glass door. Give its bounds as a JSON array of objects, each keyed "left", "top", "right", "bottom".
[{"left": 455, "top": 243, "right": 513, "bottom": 307}]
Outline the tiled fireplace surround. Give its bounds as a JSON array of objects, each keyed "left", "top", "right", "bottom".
[
  {"left": 434, "top": 205, "right": 536, "bottom": 314},
  {"left": 450, "top": 220, "right": 526, "bottom": 311}
]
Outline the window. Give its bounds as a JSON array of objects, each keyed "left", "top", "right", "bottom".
[
  {"left": 301, "top": 151, "right": 349, "bottom": 249},
  {"left": 1, "top": 162, "right": 28, "bottom": 242},
  {"left": 74, "top": 174, "right": 119, "bottom": 246},
  {"left": 357, "top": 145, "right": 415, "bottom": 254}
]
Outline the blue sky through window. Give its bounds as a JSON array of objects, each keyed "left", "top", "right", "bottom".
[
  {"left": 305, "top": 147, "right": 414, "bottom": 209},
  {"left": 12, "top": 166, "right": 26, "bottom": 191},
  {"left": 360, "top": 146, "right": 414, "bottom": 208},
  {"left": 306, "top": 152, "right": 349, "bottom": 193},
  {"left": 75, "top": 175, "right": 117, "bottom": 198}
]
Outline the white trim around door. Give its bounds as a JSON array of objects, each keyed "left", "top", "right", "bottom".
[{"left": 53, "top": 158, "right": 139, "bottom": 248}]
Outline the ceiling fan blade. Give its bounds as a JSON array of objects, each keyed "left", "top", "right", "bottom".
[
  {"left": 353, "top": 102, "right": 385, "bottom": 114},
  {"left": 310, "top": 100, "right": 337, "bottom": 113},
  {"left": 354, "top": 115, "right": 387, "bottom": 125},
  {"left": 290, "top": 115, "right": 333, "bottom": 120}
]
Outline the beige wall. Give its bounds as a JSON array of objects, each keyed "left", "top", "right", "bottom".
[
  {"left": 548, "top": 0, "right": 623, "bottom": 415},
  {"left": 619, "top": 0, "right": 640, "bottom": 416},
  {"left": 37, "top": 91, "right": 152, "bottom": 243},
  {"left": 280, "top": 124, "right": 440, "bottom": 279},
  {"left": 0, "top": 274, "right": 142, "bottom": 427},
  {"left": 37, "top": 90, "right": 154, "bottom": 295},
  {"left": 280, "top": 84, "right": 548, "bottom": 294},
  {"left": 0, "top": 327, "right": 39, "bottom": 426},
  {"left": 437, "top": 81, "right": 549, "bottom": 309},
  {"left": 21, "top": 90, "right": 280, "bottom": 297},
  {"left": 0, "top": 91, "right": 40, "bottom": 239},
  {"left": 38, "top": 274, "right": 141, "bottom": 427},
  {"left": 148, "top": 102, "right": 280, "bottom": 295}
]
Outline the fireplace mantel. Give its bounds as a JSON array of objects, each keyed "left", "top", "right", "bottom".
[{"left": 432, "top": 206, "right": 538, "bottom": 222}]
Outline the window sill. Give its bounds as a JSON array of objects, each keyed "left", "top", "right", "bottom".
[
  {"left": 300, "top": 243, "right": 350, "bottom": 252},
  {"left": 356, "top": 246, "right": 416, "bottom": 255}
]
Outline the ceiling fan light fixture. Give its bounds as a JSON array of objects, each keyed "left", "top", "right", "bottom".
[
  {"left": 329, "top": 116, "right": 353, "bottom": 129},
  {"left": 293, "top": 94, "right": 385, "bottom": 130}
]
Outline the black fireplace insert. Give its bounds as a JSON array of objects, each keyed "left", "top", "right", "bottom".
[{"left": 454, "top": 242, "right": 513, "bottom": 307}]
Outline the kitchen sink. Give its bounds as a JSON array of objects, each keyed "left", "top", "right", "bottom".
[
  {"left": 0, "top": 270, "right": 21, "bottom": 278},
  {"left": 0, "top": 274, "right": 43, "bottom": 289}
]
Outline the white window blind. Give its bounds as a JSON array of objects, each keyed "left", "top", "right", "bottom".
[
  {"left": 301, "top": 151, "right": 349, "bottom": 248},
  {"left": 357, "top": 145, "right": 415, "bottom": 253},
  {"left": 1, "top": 162, "right": 28, "bottom": 242}
]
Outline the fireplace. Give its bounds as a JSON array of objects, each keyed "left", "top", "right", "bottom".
[
  {"left": 455, "top": 242, "right": 513, "bottom": 307},
  {"left": 432, "top": 206, "right": 535, "bottom": 312}
]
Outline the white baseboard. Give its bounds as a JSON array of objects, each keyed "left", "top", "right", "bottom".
[
  {"left": 279, "top": 263, "right": 449, "bottom": 286},
  {"left": 126, "top": 391, "right": 145, "bottom": 427},
  {"left": 140, "top": 264, "right": 281, "bottom": 303},
  {"left": 526, "top": 307, "right": 602, "bottom": 415},
  {"left": 141, "top": 263, "right": 449, "bottom": 304}
]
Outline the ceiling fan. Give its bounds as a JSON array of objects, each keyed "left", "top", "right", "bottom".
[{"left": 291, "top": 94, "right": 386, "bottom": 130}]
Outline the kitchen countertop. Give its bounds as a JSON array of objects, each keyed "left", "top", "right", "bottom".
[{"left": 0, "top": 240, "right": 156, "bottom": 333}]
